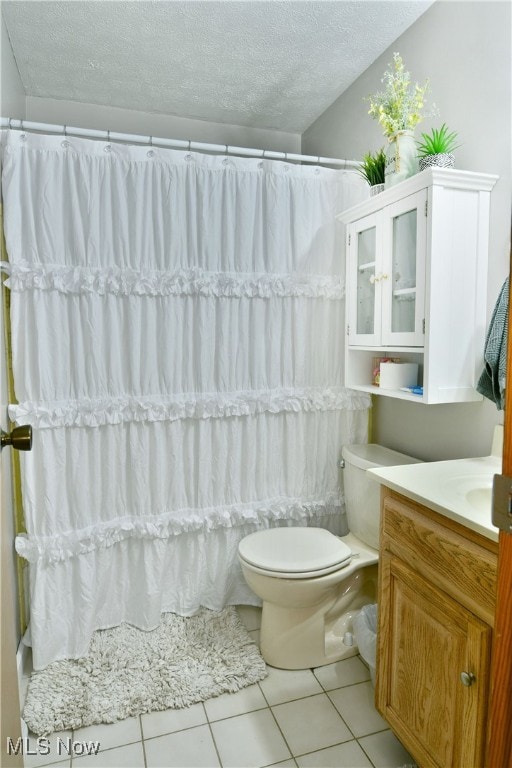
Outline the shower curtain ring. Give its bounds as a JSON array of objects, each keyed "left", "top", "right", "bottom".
[
  {"left": 188, "top": 140, "right": 191, "bottom": 151},
  {"left": 63, "top": 125, "right": 67, "bottom": 137},
  {"left": 8, "top": 118, "right": 12, "bottom": 130},
  {"left": 149, "top": 136, "right": 153, "bottom": 147}
]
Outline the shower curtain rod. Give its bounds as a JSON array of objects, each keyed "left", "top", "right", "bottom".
[{"left": 0, "top": 117, "right": 359, "bottom": 169}]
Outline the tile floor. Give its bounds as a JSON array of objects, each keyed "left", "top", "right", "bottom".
[{"left": 21, "top": 606, "right": 415, "bottom": 768}]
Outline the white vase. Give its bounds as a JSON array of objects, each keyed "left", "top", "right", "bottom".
[{"left": 385, "top": 130, "right": 418, "bottom": 188}]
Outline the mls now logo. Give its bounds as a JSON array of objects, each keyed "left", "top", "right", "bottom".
[{"left": 7, "top": 737, "right": 101, "bottom": 757}]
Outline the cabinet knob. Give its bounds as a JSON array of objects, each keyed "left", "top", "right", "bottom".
[
  {"left": 369, "top": 273, "right": 389, "bottom": 284},
  {"left": 460, "top": 671, "right": 476, "bottom": 687}
]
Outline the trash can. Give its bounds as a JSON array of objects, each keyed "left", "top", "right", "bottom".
[{"left": 353, "top": 603, "right": 378, "bottom": 686}]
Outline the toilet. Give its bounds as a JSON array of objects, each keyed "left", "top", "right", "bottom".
[{"left": 238, "top": 443, "right": 420, "bottom": 669}]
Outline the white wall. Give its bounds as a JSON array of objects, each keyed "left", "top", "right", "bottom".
[
  {"left": 26, "top": 96, "right": 301, "bottom": 153},
  {"left": 303, "top": 0, "right": 511, "bottom": 461},
  {"left": 1, "top": 15, "right": 25, "bottom": 118}
]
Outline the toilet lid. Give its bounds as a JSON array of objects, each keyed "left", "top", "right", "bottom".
[{"left": 238, "top": 527, "right": 352, "bottom": 574}]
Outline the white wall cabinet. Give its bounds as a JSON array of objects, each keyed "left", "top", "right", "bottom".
[{"left": 337, "top": 168, "right": 498, "bottom": 404}]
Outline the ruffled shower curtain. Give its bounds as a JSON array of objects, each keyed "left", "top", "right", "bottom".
[{"left": 1, "top": 130, "right": 370, "bottom": 669}]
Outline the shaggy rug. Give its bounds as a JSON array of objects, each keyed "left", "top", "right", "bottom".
[{"left": 23, "top": 607, "right": 267, "bottom": 736}]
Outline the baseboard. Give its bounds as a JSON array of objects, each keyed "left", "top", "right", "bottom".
[
  {"left": 16, "top": 636, "right": 29, "bottom": 680},
  {"left": 16, "top": 635, "right": 29, "bottom": 738}
]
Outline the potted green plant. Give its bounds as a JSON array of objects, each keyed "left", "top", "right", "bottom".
[
  {"left": 358, "top": 148, "right": 386, "bottom": 195},
  {"left": 416, "top": 123, "right": 460, "bottom": 170},
  {"left": 366, "top": 53, "right": 434, "bottom": 187}
]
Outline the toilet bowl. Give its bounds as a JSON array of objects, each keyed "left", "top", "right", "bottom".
[{"left": 238, "top": 443, "right": 421, "bottom": 669}]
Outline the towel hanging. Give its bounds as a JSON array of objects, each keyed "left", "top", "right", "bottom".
[{"left": 476, "top": 277, "right": 509, "bottom": 410}]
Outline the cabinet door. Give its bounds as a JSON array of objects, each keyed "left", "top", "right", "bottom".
[
  {"left": 377, "top": 554, "right": 491, "bottom": 768},
  {"left": 347, "top": 211, "right": 382, "bottom": 346},
  {"left": 381, "top": 189, "right": 427, "bottom": 347}
]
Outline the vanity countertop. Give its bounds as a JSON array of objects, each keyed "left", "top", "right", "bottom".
[{"left": 368, "top": 454, "right": 501, "bottom": 542}]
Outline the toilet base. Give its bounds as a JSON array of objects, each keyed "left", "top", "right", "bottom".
[{"left": 259, "top": 562, "right": 378, "bottom": 669}]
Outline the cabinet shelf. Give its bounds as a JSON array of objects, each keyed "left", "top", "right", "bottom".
[
  {"left": 348, "top": 345, "right": 423, "bottom": 353},
  {"left": 348, "top": 383, "right": 424, "bottom": 402}
]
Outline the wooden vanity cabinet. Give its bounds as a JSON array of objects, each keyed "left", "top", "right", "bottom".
[{"left": 376, "top": 488, "right": 498, "bottom": 768}]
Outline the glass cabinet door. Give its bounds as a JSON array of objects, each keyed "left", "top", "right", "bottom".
[
  {"left": 347, "top": 212, "right": 382, "bottom": 346},
  {"left": 356, "top": 226, "right": 376, "bottom": 334},
  {"left": 391, "top": 208, "right": 417, "bottom": 333},
  {"left": 382, "top": 189, "right": 427, "bottom": 347}
]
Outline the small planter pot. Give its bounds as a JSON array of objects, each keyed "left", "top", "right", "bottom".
[
  {"left": 369, "top": 183, "right": 385, "bottom": 196},
  {"left": 419, "top": 153, "right": 455, "bottom": 171},
  {"left": 385, "top": 130, "right": 418, "bottom": 188}
]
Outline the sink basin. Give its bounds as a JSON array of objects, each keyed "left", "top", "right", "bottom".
[
  {"left": 466, "top": 486, "right": 493, "bottom": 511},
  {"left": 368, "top": 454, "right": 501, "bottom": 541},
  {"left": 443, "top": 473, "right": 494, "bottom": 513},
  {"left": 367, "top": 426, "right": 504, "bottom": 540}
]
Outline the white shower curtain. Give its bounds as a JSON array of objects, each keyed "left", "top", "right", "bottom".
[{"left": 1, "top": 130, "right": 370, "bottom": 669}]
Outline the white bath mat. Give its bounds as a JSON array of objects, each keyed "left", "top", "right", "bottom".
[{"left": 24, "top": 607, "right": 267, "bottom": 736}]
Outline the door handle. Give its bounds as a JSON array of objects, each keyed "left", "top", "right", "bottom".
[{"left": 1, "top": 425, "right": 32, "bottom": 451}]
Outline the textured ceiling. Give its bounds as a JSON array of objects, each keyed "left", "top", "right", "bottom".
[{"left": 2, "top": 0, "right": 433, "bottom": 133}]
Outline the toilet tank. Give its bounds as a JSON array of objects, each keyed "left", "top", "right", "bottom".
[{"left": 341, "top": 444, "right": 421, "bottom": 550}]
